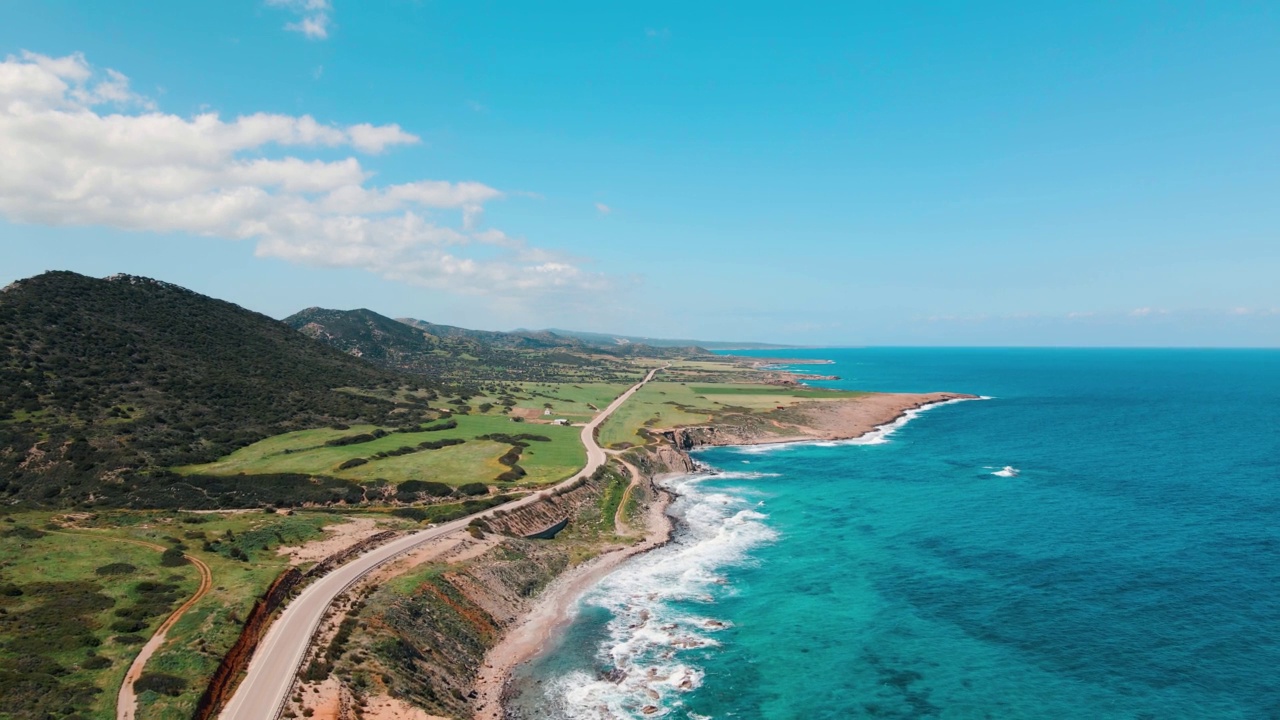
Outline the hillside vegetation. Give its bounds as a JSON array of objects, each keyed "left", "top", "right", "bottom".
[{"left": 0, "top": 272, "right": 418, "bottom": 507}]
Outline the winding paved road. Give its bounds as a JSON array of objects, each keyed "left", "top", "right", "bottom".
[{"left": 218, "top": 366, "right": 662, "bottom": 720}]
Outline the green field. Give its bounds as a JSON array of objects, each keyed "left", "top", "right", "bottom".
[
  {"left": 508, "top": 382, "right": 631, "bottom": 422},
  {"left": 597, "top": 381, "right": 866, "bottom": 447},
  {"left": 177, "top": 414, "right": 587, "bottom": 488}
]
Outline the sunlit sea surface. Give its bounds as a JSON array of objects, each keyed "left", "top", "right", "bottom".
[{"left": 507, "top": 348, "right": 1280, "bottom": 719}]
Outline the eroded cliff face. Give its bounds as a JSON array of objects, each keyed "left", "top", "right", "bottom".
[
  {"left": 484, "top": 476, "right": 598, "bottom": 538},
  {"left": 626, "top": 440, "right": 698, "bottom": 474}
]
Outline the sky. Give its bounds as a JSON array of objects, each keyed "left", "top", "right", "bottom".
[{"left": 1, "top": 1, "right": 1278, "bottom": 347}]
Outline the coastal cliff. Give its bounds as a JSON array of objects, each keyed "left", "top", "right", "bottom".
[{"left": 279, "top": 444, "right": 688, "bottom": 720}]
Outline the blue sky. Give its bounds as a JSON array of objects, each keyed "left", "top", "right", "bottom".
[{"left": 1, "top": 1, "right": 1277, "bottom": 346}]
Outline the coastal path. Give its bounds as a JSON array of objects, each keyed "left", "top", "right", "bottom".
[
  {"left": 613, "top": 458, "right": 643, "bottom": 536},
  {"left": 218, "top": 365, "right": 664, "bottom": 720}
]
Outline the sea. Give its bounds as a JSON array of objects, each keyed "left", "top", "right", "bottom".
[{"left": 506, "top": 348, "right": 1280, "bottom": 719}]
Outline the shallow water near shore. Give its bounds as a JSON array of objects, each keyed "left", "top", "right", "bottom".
[{"left": 507, "top": 348, "right": 1280, "bottom": 719}]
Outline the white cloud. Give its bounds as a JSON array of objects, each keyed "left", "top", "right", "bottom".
[
  {"left": 595, "top": 202, "right": 612, "bottom": 215},
  {"left": 267, "top": 0, "right": 333, "bottom": 40},
  {"left": 1129, "top": 307, "right": 1170, "bottom": 318},
  {"left": 0, "top": 51, "right": 605, "bottom": 297}
]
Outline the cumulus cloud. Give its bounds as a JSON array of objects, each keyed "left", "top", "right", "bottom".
[
  {"left": 268, "top": 0, "right": 332, "bottom": 40},
  {"left": 0, "top": 51, "right": 605, "bottom": 296}
]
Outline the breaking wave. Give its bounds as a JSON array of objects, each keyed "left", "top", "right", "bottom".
[{"left": 534, "top": 472, "right": 776, "bottom": 718}]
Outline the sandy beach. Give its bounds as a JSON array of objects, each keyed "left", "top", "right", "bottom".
[{"left": 472, "top": 478, "right": 677, "bottom": 719}]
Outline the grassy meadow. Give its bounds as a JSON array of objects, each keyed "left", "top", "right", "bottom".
[
  {"left": 597, "top": 381, "right": 865, "bottom": 447},
  {"left": 177, "top": 414, "right": 587, "bottom": 488}
]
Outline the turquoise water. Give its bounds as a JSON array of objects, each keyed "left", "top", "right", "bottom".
[{"left": 509, "top": 349, "right": 1280, "bottom": 719}]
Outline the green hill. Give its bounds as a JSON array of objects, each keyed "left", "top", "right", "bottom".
[
  {"left": 287, "top": 308, "right": 670, "bottom": 382},
  {"left": 0, "top": 272, "right": 414, "bottom": 507}
]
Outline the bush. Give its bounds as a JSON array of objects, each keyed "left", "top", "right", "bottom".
[
  {"left": 417, "top": 438, "right": 465, "bottom": 450},
  {"left": 497, "top": 447, "right": 523, "bottom": 467},
  {"left": 134, "top": 672, "right": 187, "bottom": 697},
  {"left": 457, "top": 483, "right": 489, "bottom": 496},
  {"left": 114, "top": 634, "right": 146, "bottom": 645},
  {"left": 324, "top": 433, "right": 377, "bottom": 447},
  {"left": 477, "top": 433, "right": 551, "bottom": 444},
  {"left": 95, "top": 562, "right": 138, "bottom": 576},
  {"left": 159, "top": 547, "right": 186, "bottom": 567},
  {"left": 82, "top": 655, "right": 111, "bottom": 670},
  {"left": 338, "top": 458, "right": 368, "bottom": 469},
  {"left": 495, "top": 465, "right": 527, "bottom": 482},
  {"left": 397, "top": 480, "right": 452, "bottom": 497},
  {"left": 421, "top": 419, "right": 457, "bottom": 432},
  {"left": 391, "top": 507, "right": 429, "bottom": 522}
]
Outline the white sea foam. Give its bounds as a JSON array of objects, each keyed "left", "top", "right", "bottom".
[
  {"left": 538, "top": 397, "right": 989, "bottom": 717},
  {"left": 992, "top": 465, "right": 1019, "bottom": 478},
  {"left": 541, "top": 472, "right": 776, "bottom": 719}
]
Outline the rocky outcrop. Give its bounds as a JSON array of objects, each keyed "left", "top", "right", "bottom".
[
  {"left": 484, "top": 475, "right": 598, "bottom": 538},
  {"left": 626, "top": 441, "right": 697, "bottom": 475}
]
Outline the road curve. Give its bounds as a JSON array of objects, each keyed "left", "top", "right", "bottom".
[{"left": 218, "top": 366, "right": 662, "bottom": 720}]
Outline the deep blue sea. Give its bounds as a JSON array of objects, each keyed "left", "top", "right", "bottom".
[{"left": 509, "top": 349, "right": 1280, "bottom": 719}]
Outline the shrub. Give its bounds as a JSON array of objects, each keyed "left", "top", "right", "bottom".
[
  {"left": 114, "top": 634, "right": 146, "bottom": 645},
  {"left": 82, "top": 655, "right": 111, "bottom": 670},
  {"left": 324, "top": 433, "right": 377, "bottom": 447},
  {"left": 95, "top": 563, "right": 138, "bottom": 576},
  {"left": 497, "top": 447, "right": 523, "bottom": 466},
  {"left": 417, "top": 438, "right": 465, "bottom": 450},
  {"left": 495, "top": 465, "right": 527, "bottom": 482},
  {"left": 457, "top": 483, "right": 489, "bottom": 496},
  {"left": 391, "top": 507, "right": 429, "bottom": 522},
  {"left": 338, "top": 457, "right": 369, "bottom": 470},
  {"left": 421, "top": 419, "right": 457, "bottom": 432},
  {"left": 134, "top": 672, "right": 187, "bottom": 697},
  {"left": 159, "top": 547, "right": 186, "bottom": 567}
]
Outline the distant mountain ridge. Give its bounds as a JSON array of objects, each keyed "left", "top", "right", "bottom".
[
  {"left": 531, "top": 328, "right": 793, "bottom": 351},
  {"left": 285, "top": 308, "right": 697, "bottom": 382}
]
